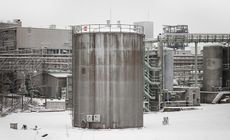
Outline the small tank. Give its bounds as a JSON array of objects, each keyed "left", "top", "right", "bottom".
[
  {"left": 72, "top": 24, "right": 144, "bottom": 129},
  {"left": 164, "top": 49, "right": 174, "bottom": 91},
  {"left": 203, "top": 45, "right": 223, "bottom": 91}
]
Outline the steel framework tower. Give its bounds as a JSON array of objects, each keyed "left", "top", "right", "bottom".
[{"left": 144, "top": 25, "right": 230, "bottom": 112}]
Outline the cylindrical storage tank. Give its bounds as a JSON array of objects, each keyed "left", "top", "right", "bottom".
[
  {"left": 163, "top": 49, "right": 174, "bottom": 92},
  {"left": 203, "top": 45, "right": 223, "bottom": 91},
  {"left": 72, "top": 24, "right": 144, "bottom": 129},
  {"left": 222, "top": 47, "right": 230, "bottom": 88}
]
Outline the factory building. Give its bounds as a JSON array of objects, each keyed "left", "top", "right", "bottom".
[
  {"left": 16, "top": 27, "right": 71, "bottom": 54},
  {"left": 0, "top": 25, "right": 71, "bottom": 53},
  {"left": 0, "top": 20, "right": 72, "bottom": 108},
  {"left": 144, "top": 48, "right": 202, "bottom": 111},
  {"left": 31, "top": 72, "right": 71, "bottom": 99},
  {"left": 1, "top": 19, "right": 229, "bottom": 116}
]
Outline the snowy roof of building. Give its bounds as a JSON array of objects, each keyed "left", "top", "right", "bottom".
[
  {"left": 46, "top": 99, "right": 65, "bottom": 102},
  {"left": 48, "top": 73, "right": 71, "bottom": 78}
]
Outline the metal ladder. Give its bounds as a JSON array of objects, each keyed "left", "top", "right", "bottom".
[{"left": 143, "top": 49, "right": 161, "bottom": 112}]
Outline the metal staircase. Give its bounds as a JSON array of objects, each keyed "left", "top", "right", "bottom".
[{"left": 143, "top": 48, "right": 162, "bottom": 112}]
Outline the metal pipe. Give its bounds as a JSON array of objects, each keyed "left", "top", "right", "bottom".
[
  {"left": 159, "top": 41, "right": 164, "bottom": 110},
  {"left": 194, "top": 42, "right": 198, "bottom": 87}
]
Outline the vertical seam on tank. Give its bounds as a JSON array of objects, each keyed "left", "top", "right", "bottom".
[
  {"left": 93, "top": 33, "right": 96, "bottom": 115},
  {"left": 109, "top": 33, "right": 112, "bottom": 128},
  {"left": 78, "top": 34, "right": 82, "bottom": 124}
]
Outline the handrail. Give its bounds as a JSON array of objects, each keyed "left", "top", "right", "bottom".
[
  {"left": 145, "top": 33, "right": 230, "bottom": 43},
  {"left": 72, "top": 24, "right": 144, "bottom": 34},
  {"left": 144, "top": 61, "right": 161, "bottom": 70},
  {"left": 144, "top": 89, "right": 156, "bottom": 100}
]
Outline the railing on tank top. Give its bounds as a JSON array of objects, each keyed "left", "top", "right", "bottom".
[{"left": 72, "top": 24, "right": 144, "bottom": 34}]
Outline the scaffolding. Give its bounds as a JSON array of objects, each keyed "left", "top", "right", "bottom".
[
  {"left": 0, "top": 27, "right": 17, "bottom": 52},
  {"left": 143, "top": 47, "right": 162, "bottom": 111},
  {"left": 0, "top": 50, "right": 71, "bottom": 72},
  {"left": 0, "top": 49, "right": 71, "bottom": 97},
  {"left": 173, "top": 52, "right": 203, "bottom": 86}
]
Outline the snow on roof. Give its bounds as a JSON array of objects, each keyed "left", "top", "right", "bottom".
[
  {"left": 46, "top": 99, "right": 65, "bottom": 102},
  {"left": 48, "top": 73, "right": 71, "bottom": 78}
]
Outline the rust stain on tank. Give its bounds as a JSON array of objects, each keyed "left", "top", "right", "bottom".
[{"left": 73, "top": 31, "right": 144, "bottom": 129}]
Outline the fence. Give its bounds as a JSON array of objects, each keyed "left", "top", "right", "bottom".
[{"left": 72, "top": 24, "right": 144, "bottom": 34}]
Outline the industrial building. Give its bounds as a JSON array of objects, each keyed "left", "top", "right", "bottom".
[
  {"left": 0, "top": 20, "right": 71, "bottom": 53},
  {"left": 1, "top": 19, "right": 230, "bottom": 122},
  {"left": 0, "top": 20, "right": 72, "bottom": 114},
  {"left": 31, "top": 72, "right": 71, "bottom": 98},
  {"left": 144, "top": 24, "right": 230, "bottom": 110},
  {"left": 143, "top": 25, "right": 201, "bottom": 112},
  {"left": 144, "top": 47, "right": 202, "bottom": 111}
]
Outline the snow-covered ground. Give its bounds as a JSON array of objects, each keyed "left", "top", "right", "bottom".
[{"left": 0, "top": 104, "right": 230, "bottom": 140}]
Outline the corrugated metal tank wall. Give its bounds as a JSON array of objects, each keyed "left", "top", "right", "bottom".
[
  {"left": 222, "top": 47, "right": 230, "bottom": 88},
  {"left": 203, "top": 45, "right": 223, "bottom": 91},
  {"left": 72, "top": 32, "right": 144, "bottom": 129}
]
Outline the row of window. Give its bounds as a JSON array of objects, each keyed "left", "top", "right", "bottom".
[
  {"left": 47, "top": 49, "right": 72, "bottom": 54},
  {"left": 17, "top": 48, "right": 72, "bottom": 54}
]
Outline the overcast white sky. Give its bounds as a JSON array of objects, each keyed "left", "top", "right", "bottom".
[{"left": 1, "top": 0, "right": 230, "bottom": 36}]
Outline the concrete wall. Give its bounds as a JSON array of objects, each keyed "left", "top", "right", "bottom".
[{"left": 72, "top": 32, "right": 144, "bottom": 129}]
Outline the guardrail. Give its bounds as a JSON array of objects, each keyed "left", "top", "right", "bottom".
[
  {"left": 145, "top": 33, "right": 230, "bottom": 43},
  {"left": 72, "top": 24, "right": 144, "bottom": 34}
]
